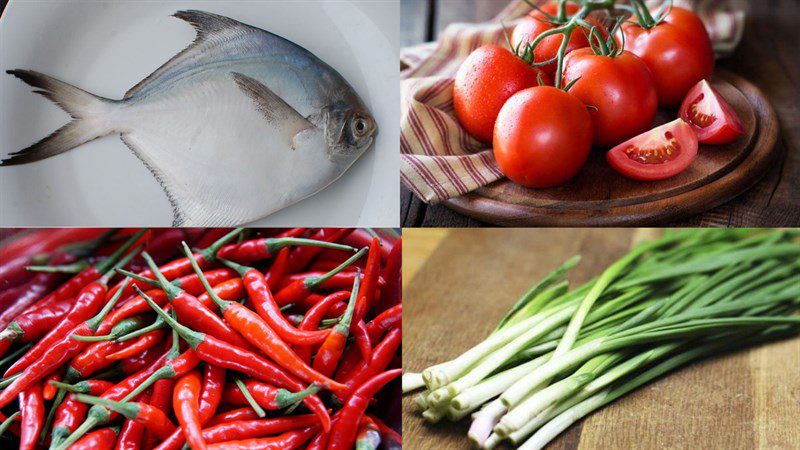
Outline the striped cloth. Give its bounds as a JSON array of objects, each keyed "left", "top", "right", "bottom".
[{"left": 400, "top": 0, "right": 746, "bottom": 204}]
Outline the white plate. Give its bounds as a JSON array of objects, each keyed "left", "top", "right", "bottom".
[{"left": 0, "top": 0, "right": 399, "bottom": 227}]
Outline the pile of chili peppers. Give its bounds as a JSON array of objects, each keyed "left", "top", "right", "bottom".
[{"left": 0, "top": 228, "right": 402, "bottom": 450}]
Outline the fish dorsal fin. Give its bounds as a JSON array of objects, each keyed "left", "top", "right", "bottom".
[
  {"left": 124, "top": 10, "right": 257, "bottom": 99},
  {"left": 231, "top": 72, "right": 316, "bottom": 149},
  {"left": 173, "top": 10, "right": 251, "bottom": 45}
]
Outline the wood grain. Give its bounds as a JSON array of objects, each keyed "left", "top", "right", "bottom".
[
  {"left": 402, "top": 229, "right": 800, "bottom": 449},
  {"left": 400, "top": 0, "right": 800, "bottom": 227}
]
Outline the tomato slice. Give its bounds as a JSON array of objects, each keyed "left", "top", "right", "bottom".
[
  {"left": 606, "top": 119, "right": 698, "bottom": 181},
  {"left": 679, "top": 80, "right": 744, "bottom": 144}
]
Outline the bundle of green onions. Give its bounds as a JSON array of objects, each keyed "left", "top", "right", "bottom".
[{"left": 403, "top": 229, "right": 800, "bottom": 449}]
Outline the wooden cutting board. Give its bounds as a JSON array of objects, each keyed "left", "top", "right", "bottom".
[
  {"left": 402, "top": 229, "right": 800, "bottom": 449},
  {"left": 443, "top": 71, "right": 781, "bottom": 226}
]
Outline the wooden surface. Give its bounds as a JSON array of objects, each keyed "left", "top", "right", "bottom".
[
  {"left": 444, "top": 71, "right": 780, "bottom": 226},
  {"left": 400, "top": 0, "right": 800, "bottom": 227},
  {"left": 402, "top": 229, "right": 800, "bottom": 449}
]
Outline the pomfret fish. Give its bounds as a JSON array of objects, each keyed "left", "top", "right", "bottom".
[{"left": 3, "top": 10, "right": 377, "bottom": 226}]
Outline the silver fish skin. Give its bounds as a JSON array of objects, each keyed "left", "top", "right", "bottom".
[{"left": 3, "top": 10, "right": 377, "bottom": 226}]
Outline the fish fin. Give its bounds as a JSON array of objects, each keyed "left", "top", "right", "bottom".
[
  {"left": 173, "top": 10, "right": 250, "bottom": 43},
  {"left": 124, "top": 10, "right": 257, "bottom": 99},
  {"left": 231, "top": 72, "right": 315, "bottom": 150},
  {"left": 2, "top": 70, "right": 117, "bottom": 166}
]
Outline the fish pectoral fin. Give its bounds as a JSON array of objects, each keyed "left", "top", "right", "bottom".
[{"left": 231, "top": 72, "right": 315, "bottom": 150}]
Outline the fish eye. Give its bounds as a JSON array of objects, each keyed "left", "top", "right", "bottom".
[{"left": 352, "top": 116, "right": 370, "bottom": 138}]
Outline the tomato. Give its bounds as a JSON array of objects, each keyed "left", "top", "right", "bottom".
[
  {"left": 453, "top": 45, "right": 549, "bottom": 144},
  {"left": 512, "top": 2, "right": 604, "bottom": 78},
  {"left": 606, "top": 119, "right": 698, "bottom": 181},
  {"left": 493, "top": 86, "right": 592, "bottom": 188},
  {"left": 678, "top": 80, "right": 744, "bottom": 144},
  {"left": 617, "top": 7, "right": 714, "bottom": 107},
  {"left": 562, "top": 48, "right": 658, "bottom": 147}
]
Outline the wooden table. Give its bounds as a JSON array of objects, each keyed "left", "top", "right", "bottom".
[
  {"left": 400, "top": 0, "right": 800, "bottom": 227},
  {"left": 402, "top": 229, "right": 800, "bottom": 449}
]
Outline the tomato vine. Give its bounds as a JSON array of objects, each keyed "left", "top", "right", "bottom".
[{"left": 513, "top": 0, "right": 674, "bottom": 89}]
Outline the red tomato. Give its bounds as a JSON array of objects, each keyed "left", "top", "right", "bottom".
[
  {"left": 493, "top": 86, "right": 592, "bottom": 188},
  {"left": 678, "top": 80, "right": 744, "bottom": 144},
  {"left": 453, "top": 45, "right": 549, "bottom": 144},
  {"left": 617, "top": 7, "right": 714, "bottom": 107},
  {"left": 562, "top": 48, "right": 658, "bottom": 147},
  {"left": 606, "top": 119, "right": 698, "bottom": 181},
  {"left": 512, "top": 2, "right": 604, "bottom": 78}
]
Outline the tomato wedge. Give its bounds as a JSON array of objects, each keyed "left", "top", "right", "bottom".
[
  {"left": 679, "top": 80, "right": 744, "bottom": 144},
  {"left": 606, "top": 119, "right": 698, "bottom": 181}
]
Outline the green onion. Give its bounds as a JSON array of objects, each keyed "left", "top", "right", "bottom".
[{"left": 403, "top": 229, "right": 800, "bottom": 449}]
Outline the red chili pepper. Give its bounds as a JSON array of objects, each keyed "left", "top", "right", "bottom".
[
  {"left": 353, "top": 237, "right": 381, "bottom": 327},
  {"left": 271, "top": 247, "right": 367, "bottom": 307},
  {"left": 154, "top": 362, "right": 226, "bottom": 450},
  {"left": 201, "top": 414, "right": 319, "bottom": 445},
  {"left": 169, "top": 267, "right": 237, "bottom": 298},
  {"left": 76, "top": 393, "right": 177, "bottom": 440},
  {"left": 263, "top": 246, "right": 290, "bottom": 288},
  {"left": 49, "top": 380, "right": 114, "bottom": 447},
  {"left": 96, "top": 289, "right": 169, "bottom": 335},
  {"left": 339, "top": 327, "right": 402, "bottom": 400},
  {"left": 0, "top": 293, "right": 73, "bottom": 357},
  {"left": 352, "top": 319, "right": 373, "bottom": 362},
  {"left": 121, "top": 254, "right": 256, "bottom": 352},
  {"left": 327, "top": 369, "right": 402, "bottom": 450},
  {"left": 70, "top": 426, "right": 120, "bottom": 450},
  {"left": 341, "top": 229, "right": 395, "bottom": 260},
  {"left": 105, "top": 228, "right": 243, "bottom": 304},
  {"left": 137, "top": 288, "right": 332, "bottom": 433},
  {"left": 206, "top": 408, "right": 261, "bottom": 427},
  {"left": 216, "top": 236, "right": 355, "bottom": 264},
  {"left": 173, "top": 370, "right": 206, "bottom": 450},
  {"left": 275, "top": 228, "right": 309, "bottom": 238},
  {"left": 296, "top": 291, "right": 350, "bottom": 363},
  {"left": 184, "top": 245, "right": 343, "bottom": 389},
  {"left": 42, "top": 370, "right": 62, "bottom": 400},
  {"left": 192, "top": 228, "right": 235, "bottom": 251},
  {"left": 4, "top": 232, "right": 144, "bottom": 377},
  {"left": 142, "top": 378, "right": 174, "bottom": 449},
  {"left": 0, "top": 252, "right": 74, "bottom": 331},
  {"left": 0, "top": 277, "right": 134, "bottom": 409},
  {"left": 18, "top": 384, "right": 44, "bottom": 450},
  {"left": 286, "top": 228, "right": 354, "bottom": 272},
  {"left": 113, "top": 389, "right": 150, "bottom": 450},
  {"left": 0, "top": 228, "right": 108, "bottom": 265},
  {"left": 220, "top": 259, "right": 334, "bottom": 345},
  {"left": 355, "top": 415, "right": 382, "bottom": 450},
  {"left": 0, "top": 254, "right": 40, "bottom": 292},
  {"left": 376, "top": 237, "right": 402, "bottom": 313},
  {"left": 206, "top": 425, "right": 319, "bottom": 450},
  {"left": 53, "top": 340, "right": 188, "bottom": 449},
  {"left": 116, "top": 418, "right": 146, "bottom": 450},
  {"left": 119, "top": 343, "right": 162, "bottom": 375},
  {"left": 67, "top": 317, "right": 147, "bottom": 379},
  {"left": 106, "top": 329, "right": 167, "bottom": 361},
  {"left": 367, "top": 305, "right": 402, "bottom": 342},
  {"left": 277, "top": 271, "right": 382, "bottom": 294},
  {"left": 197, "top": 277, "right": 245, "bottom": 305},
  {"left": 103, "top": 268, "right": 235, "bottom": 336},
  {"left": 368, "top": 414, "right": 402, "bottom": 450},
  {"left": 198, "top": 363, "right": 226, "bottom": 423},
  {"left": 307, "top": 259, "right": 360, "bottom": 273},
  {"left": 313, "top": 275, "right": 360, "bottom": 377},
  {"left": 223, "top": 379, "right": 321, "bottom": 410}
]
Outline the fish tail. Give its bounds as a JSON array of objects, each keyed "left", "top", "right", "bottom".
[{"left": 2, "top": 69, "right": 118, "bottom": 166}]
